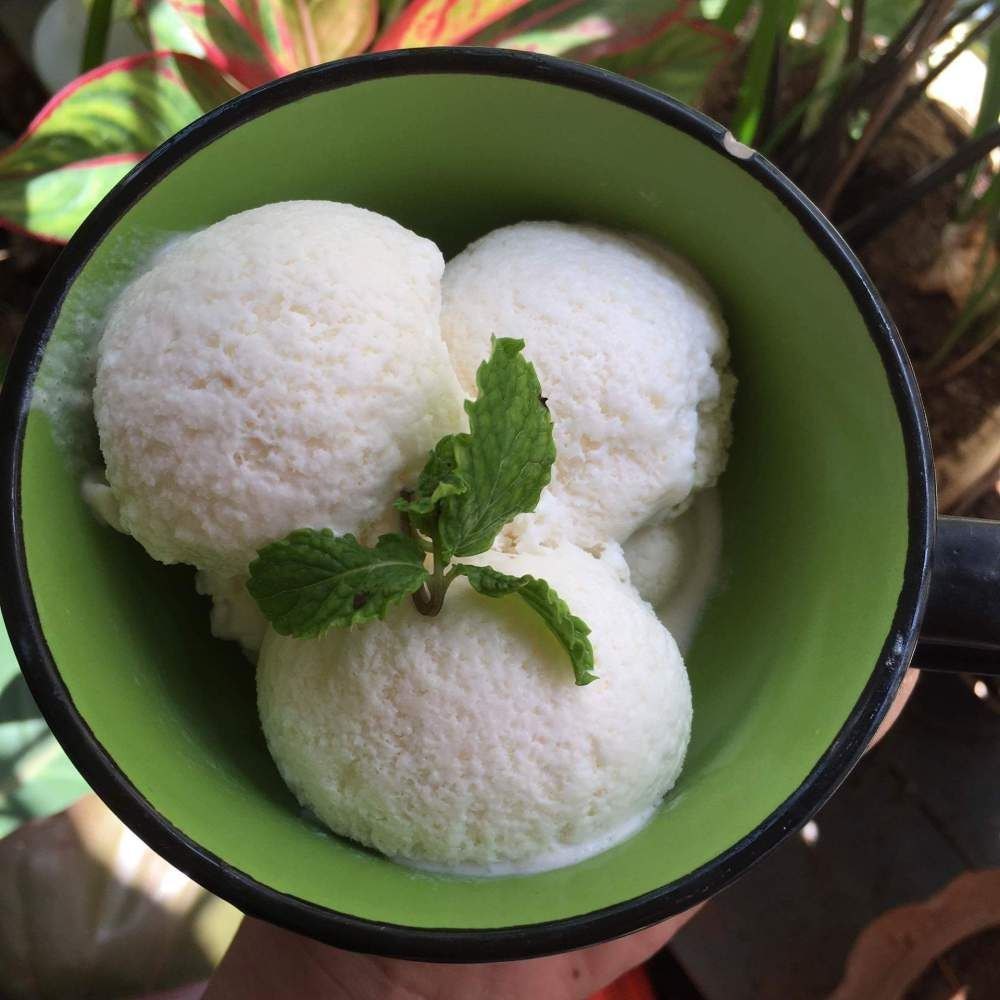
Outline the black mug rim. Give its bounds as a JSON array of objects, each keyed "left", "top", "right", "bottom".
[{"left": 0, "top": 47, "right": 935, "bottom": 962}]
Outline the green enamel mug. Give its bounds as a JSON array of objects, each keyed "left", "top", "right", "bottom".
[{"left": 2, "top": 48, "right": 998, "bottom": 961}]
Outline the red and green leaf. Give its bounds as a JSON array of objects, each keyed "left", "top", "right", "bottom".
[
  {"left": 464, "top": 0, "right": 732, "bottom": 105},
  {"left": 0, "top": 156, "right": 140, "bottom": 244},
  {"left": 374, "top": 0, "right": 534, "bottom": 50},
  {"left": 587, "top": 18, "right": 736, "bottom": 106},
  {"left": 141, "top": 1, "right": 376, "bottom": 87},
  {"left": 378, "top": 0, "right": 408, "bottom": 26},
  {"left": 141, "top": 0, "right": 289, "bottom": 86},
  {"left": 134, "top": 0, "right": 212, "bottom": 57},
  {"left": 0, "top": 52, "right": 238, "bottom": 242},
  {"left": 259, "top": 1, "right": 379, "bottom": 66},
  {"left": 470, "top": 0, "right": 690, "bottom": 58}
]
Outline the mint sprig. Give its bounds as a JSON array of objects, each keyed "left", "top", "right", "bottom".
[
  {"left": 453, "top": 564, "right": 596, "bottom": 685},
  {"left": 248, "top": 338, "right": 596, "bottom": 684},
  {"left": 436, "top": 337, "right": 556, "bottom": 559},
  {"left": 395, "top": 435, "right": 466, "bottom": 532},
  {"left": 247, "top": 531, "right": 429, "bottom": 638}
]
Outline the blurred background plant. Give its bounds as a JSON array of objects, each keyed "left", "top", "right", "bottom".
[
  {"left": 0, "top": 2, "right": 997, "bottom": 997},
  {"left": 0, "top": 1, "right": 996, "bottom": 432}
]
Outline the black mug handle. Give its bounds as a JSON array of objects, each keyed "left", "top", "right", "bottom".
[{"left": 915, "top": 516, "right": 1000, "bottom": 676}]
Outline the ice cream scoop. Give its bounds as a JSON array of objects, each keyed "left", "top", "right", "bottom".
[
  {"left": 94, "top": 200, "right": 465, "bottom": 581},
  {"left": 441, "top": 221, "right": 734, "bottom": 550},
  {"left": 257, "top": 542, "right": 692, "bottom": 873},
  {"left": 622, "top": 489, "right": 724, "bottom": 651}
]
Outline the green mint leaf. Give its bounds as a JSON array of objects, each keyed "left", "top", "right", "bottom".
[
  {"left": 394, "top": 435, "right": 467, "bottom": 519},
  {"left": 438, "top": 338, "right": 556, "bottom": 558},
  {"left": 454, "top": 563, "right": 597, "bottom": 685},
  {"left": 248, "top": 530, "right": 429, "bottom": 638}
]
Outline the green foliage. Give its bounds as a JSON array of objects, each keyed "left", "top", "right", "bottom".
[
  {"left": 142, "top": 0, "right": 378, "bottom": 86},
  {"left": 0, "top": 0, "right": 736, "bottom": 241},
  {"left": 801, "top": 11, "right": 848, "bottom": 137},
  {"left": 0, "top": 53, "right": 238, "bottom": 241},
  {"left": 864, "top": 0, "right": 923, "bottom": 38},
  {"left": 373, "top": 0, "right": 535, "bottom": 49},
  {"left": 454, "top": 563, "right": 597, "bottom": 684},
  {"left": 248, "top": 531, "right": 430, "bottom": 637},
  {"left": 470, "top": 0, "right": 687, "bottom": 57},
  {"left": 592, "top": 20, "right": 736, "bottom": 106},
  {"left": 81, "top": 0, "right": 115, "bottom": 72},
  {"left": 437, "top": 337, "right": 555, "bottom": 560},
  {"left": 963, "top": 25, "right": 1000, "bottom": 202},
  {"left": 715, "top": 0, "right": 752, "bottom": 32},
  {"left": 0, "top": 157, "right": 135, "bottom": 243},
  {"left": 974, "top": 16, "right": 1000, "bottom": 133},
  {"left": 250, "top": 339, "right": 593, "bottom": 683},
  {"left": 731, "top": 0, "right": 797, "bottom": 144},
  {"left": 395, "top": 435, "right": 468, "bottom": 524}
]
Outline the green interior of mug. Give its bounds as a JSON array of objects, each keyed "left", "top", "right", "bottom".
[{"left": 17, "top": 70, "right": 909, "bottom": 929}]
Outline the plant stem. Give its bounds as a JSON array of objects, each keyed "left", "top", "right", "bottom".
[
  {"left": 758, "top": 27, "right": 786, "bottom": 144},
  {"left": 817, "top": 0, "right": 955, "bottom": 214},
  {"left": 967, "top": 168, "right": 1000, "bottom": 225},
  {"left": 840, "top": 123, "right": 1000, "bottom": 244},
  {"left": 878, "top": 0, "right": 945, "bottom": 66},
  {"left": 412, "top": 516, "right": 456, "bottom": 616},
  {"left": 800, "top": 14, "right": 851, "bottom": 135},
  {"left": 731, "top": 0, "right": 797, "bottom": 145},
  {"left": 846, "top": 0, "right": 866, "bottom": 65},
  {"left": 788, "top": 0, "right": 941, "bottom": 180},
  {"left": 397, "top": 498, "right": 434, "bottom": 552},
  {"left": 764, "top": 60, "right": 856, "bottom": 156},
  {"left": 939, "top": 0, "right": 994, "bottom": 40},
  {"left": 81, "top": 0, "right": 114, "bottom": 73},
  {"left": 0, "top": 730, "right": 61, "bottom": 798},
  {"left": 890, "top": 6, "right": 1000, "bottom": 133},
  {"left": 961, "top": 25, "right": 1000, "bottom": 207},
  {"left": 924, "top": 314, "right": 1000, "bottom": 383},
  {"left": 717, "top": 0, "right": 754, "bottom": 31},
  {"left": 926, "top": 261, "right": 1000, "bottom": 370}
]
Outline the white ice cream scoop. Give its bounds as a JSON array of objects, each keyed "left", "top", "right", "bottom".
[
  {"left": 257, "top": 542, "right": 692, "bottom": 873},
  {"left": 95, "top": 200, "right": 465, "bottom": 580},
  {"left": 441, "top": 221, "right": 734, "bottom": 550}
]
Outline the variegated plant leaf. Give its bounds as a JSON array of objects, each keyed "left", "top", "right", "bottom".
[
  {"left": 0, "top": 52, "right": 238, "bottom": 242},
  {"left": 258, "top": 0, "right": 378, "bottom": 66},
  {"left": 588, "top": 18, "right": 736, "bottom": 106},
  {"left": 469, "top": 0, "right": 690, "bottom": 58},
  {"left": 142, "top": 0, "right": 376, "bottom": 86},
  {"left": 374, "top": 0, "right": 534, "bottom": 50}
]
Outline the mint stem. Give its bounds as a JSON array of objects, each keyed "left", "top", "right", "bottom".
[
  {"left": 412, "top": 515, "right": 458, "bottom": 616},
  {"left": 398, "top": 498, "right": 433, "bottom": 553}
]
